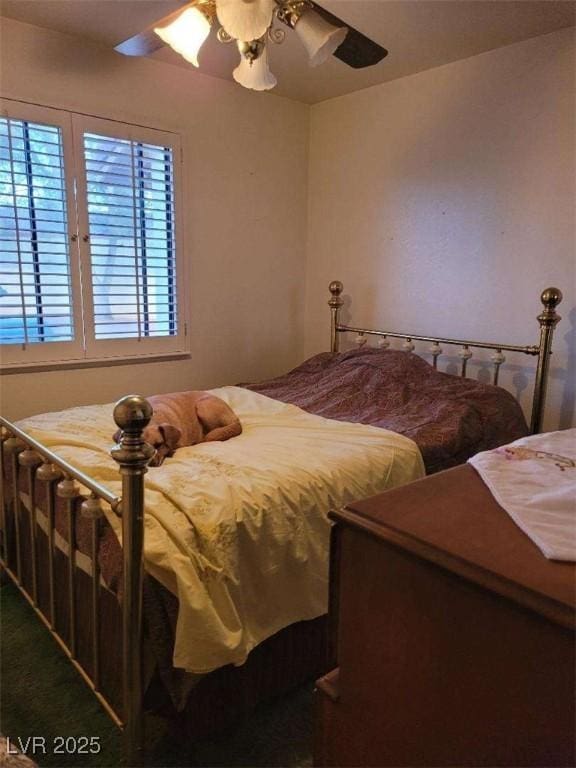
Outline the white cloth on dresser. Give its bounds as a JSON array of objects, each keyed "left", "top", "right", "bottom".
[
  {"left": 469, "top": 429, "right": 576, "bottom": 561},
  {"left": 17, "top": 386, "right": 424, "bottom": 673}
]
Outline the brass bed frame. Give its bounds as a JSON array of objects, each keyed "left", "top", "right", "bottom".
[{"left": 0, "top": 281, "right": 563, "bottom": 765}]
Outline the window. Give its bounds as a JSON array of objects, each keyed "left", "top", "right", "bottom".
[{"left": 0, "top": 102, "right": 186, "bottom": 368}]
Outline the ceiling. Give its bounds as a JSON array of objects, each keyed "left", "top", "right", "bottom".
[{"left": 1, "top": 0, "right": 574, "bottom": 103}]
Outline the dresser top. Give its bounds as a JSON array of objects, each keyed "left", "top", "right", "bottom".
[{"left": 338, "top": 464, "right": 575, "bottom": 628}]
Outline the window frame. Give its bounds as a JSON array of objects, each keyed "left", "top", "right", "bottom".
[{"left": 0, "top": 100, "right": 188, "bottom": 371}]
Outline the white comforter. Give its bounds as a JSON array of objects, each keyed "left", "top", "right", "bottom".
[{"left": 18, "top": 386, "right": 424, "bottom": 673}]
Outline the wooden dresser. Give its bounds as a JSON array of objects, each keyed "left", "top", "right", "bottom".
[{"left": 315, "top": 464, "right": 576, "bottom": 767}]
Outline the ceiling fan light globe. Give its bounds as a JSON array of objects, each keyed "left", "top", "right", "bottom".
[
  {"left": 216, "top": 0, "right": 276, "bottom": 42},
  {"left": 295, "top": 9, "right": 348, "bottom": 67},
  {"left": 154, "top": 6, "right": 211, "bottom": 68},
  {"left": 233, "top": 45, "right": 277, "bottom": 91}
]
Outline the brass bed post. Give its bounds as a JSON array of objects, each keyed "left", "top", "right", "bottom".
[
  {"left": 530, "top": 288, "right": 562, "bottom": 434},
  {"left": 5, "top": 437, "right": 25, "bottom": 582},
  {"left": 0, "top": 430, "right": 7, "bottom": 564},
  {"left": 111, "top": 395, "right": 154, "bottom": 767},
  {"left": 81, "top": 494, "right": 105, "bottom": 692},
  {"left": 329, "top": 280, "right": 344, "bottom": 353},
  {"left": 36, "top": 462, "right": 63, "bottom": 628},
  {"left": 58, "top": 477, "right": 80, "bottom": 658},
  {"left": 18, "top": 450, "right": 42, "bottom": 605}
]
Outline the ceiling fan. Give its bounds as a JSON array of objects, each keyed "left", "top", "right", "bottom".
[{"left": 115, "top": 0, "right": 388, "bottom": 91}]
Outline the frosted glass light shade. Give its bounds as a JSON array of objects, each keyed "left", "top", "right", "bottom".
[
  {"left": 233, "top": 45, "right": 277, "bottom": 91},
  {"left": 154, "top": 7, "right": 211, "bottom": 67},
  {"left": 295, "top": 10, "right": 348, "bottom": 67},
  {"left": 217, "top": 0, "right": 275, "bottom": 41}
]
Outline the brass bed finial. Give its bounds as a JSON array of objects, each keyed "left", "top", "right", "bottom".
[
  {"left": 540, "top": 286, "right": 562, "bottom": 311},
  {"left": 329, "top": 280, "right": 343, "bottom": 297},
  {"left": 113, "top": 394, "right": 154, "bottom": 443}
]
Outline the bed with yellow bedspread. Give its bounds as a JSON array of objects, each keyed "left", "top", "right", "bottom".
[{"left": 17, "top": 385, "right": 424, "bottom": 673}]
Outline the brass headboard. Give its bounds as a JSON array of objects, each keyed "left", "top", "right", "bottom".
[{"left": 327, "top": 281, "right": 562, "bottom": 435}]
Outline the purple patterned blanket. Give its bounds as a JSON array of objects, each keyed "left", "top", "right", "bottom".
[{"left": 244, "top": 348, "right": 529, "bottom": 473}]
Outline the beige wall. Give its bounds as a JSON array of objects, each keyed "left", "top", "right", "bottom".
[
  {"left": 305, "top": 28, "right": 575, "bottom": 432},
  {"left": 0, "top": 17, "right": 310, "bottom": 420}
]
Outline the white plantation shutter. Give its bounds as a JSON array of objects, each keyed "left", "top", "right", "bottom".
[
  {"left": 83, "top": 135, "right": 178, "bottom": 340},
  {"left": 73, "top": 115, "right": 185, "bottom": 358},
  {"left": 0, "top": 102, "right": 186, "bottom": 368},
  {"left": 0, "top": 105, "right": 83, "bottom": 365}
]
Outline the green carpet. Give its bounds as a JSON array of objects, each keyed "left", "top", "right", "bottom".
[{"left": 0, "top": 581, "right": 313, "bottom": 767}]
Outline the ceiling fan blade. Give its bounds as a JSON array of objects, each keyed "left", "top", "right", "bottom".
[
  {"left": 312, "top": 2, "right": 388, "bottom": 69},
  {"left": 114, "top": 2, "right": 192, "bottom": 57},
  {"left": 115, "top": 28, "right": 164, "bottom": 57}
]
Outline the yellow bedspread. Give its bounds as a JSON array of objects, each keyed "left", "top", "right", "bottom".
[{"left": 18, "top": 386, "right": 424, "bottom": 673}]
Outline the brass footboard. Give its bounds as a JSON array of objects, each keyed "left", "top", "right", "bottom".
[
  {"left": 0, "top": 395, "right": 154, "bottom": 766},
  {"left": 328, "top": 281, "right": 562, "bottom": 434}
]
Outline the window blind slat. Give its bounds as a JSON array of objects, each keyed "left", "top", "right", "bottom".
[
  {"left": 86, "top": 176, "right": 174, "bottom": 195},
  {"left": 84, "top": 163, "right": 176, "bottom": 186},
  {"left": 86, "top": 189, "right": 173, "bottom": 205},
  {"left": 90, "top": 255, "right": 176, "bottom": 265}
]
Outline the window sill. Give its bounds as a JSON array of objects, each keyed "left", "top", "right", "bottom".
[{"left": 0, "top": 351, "right": 191, "bottom": 375}]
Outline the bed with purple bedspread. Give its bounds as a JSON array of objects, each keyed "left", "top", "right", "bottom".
[
  {"left": 244, "top": 348, "right": 529, "bottom": 474},
  {"left": 5, "top": 347, "right": 529, "bottom": 720}
]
